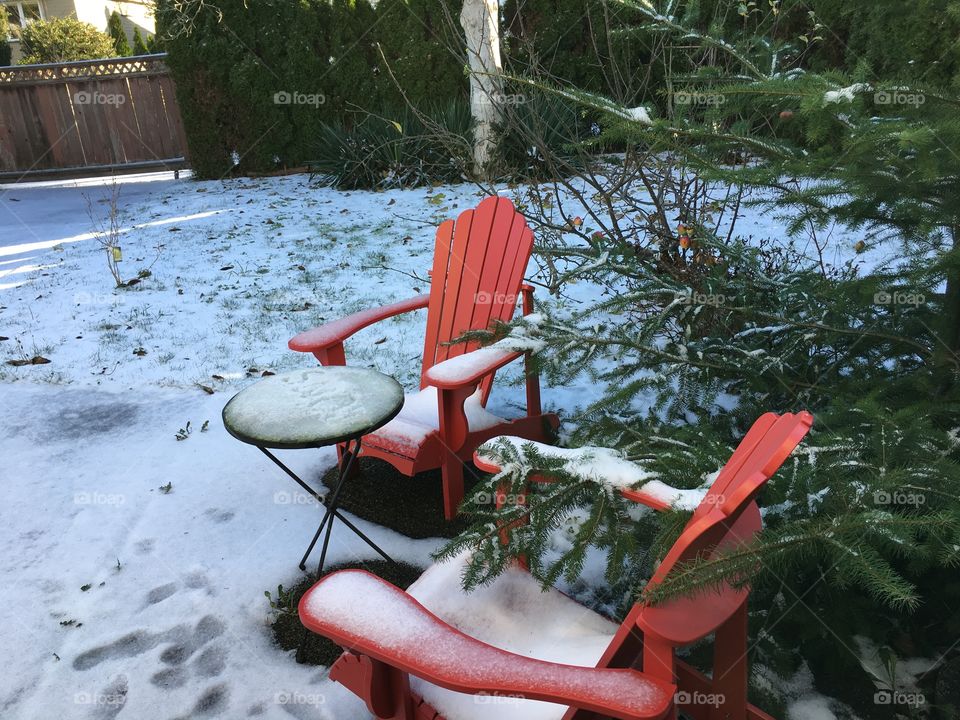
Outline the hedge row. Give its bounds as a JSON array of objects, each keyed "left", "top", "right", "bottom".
[{"left": 157, "top": 0, "right": 467, "bottom": 177}]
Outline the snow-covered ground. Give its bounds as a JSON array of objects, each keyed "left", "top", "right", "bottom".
[{"left": 0, "top": 172, "right": 865, "bottom": 719}]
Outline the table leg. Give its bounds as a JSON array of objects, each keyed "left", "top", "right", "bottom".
[
  {"left": 314, "top": 437, "right": 362, "bottom": 575},
  {"left": 257, "top": 440, "right": 397, "bottom": 575},
  {"left": 303, "top": 437, "right": 359, "bottom": 573}
]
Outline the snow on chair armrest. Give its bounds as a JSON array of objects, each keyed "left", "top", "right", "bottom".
[
  {"left": 475, "top": 436, "right": 709, "bottom": 511},
  {"left": 299, "top": 570, "right": 675, "bottom": 720},
  {"left": 423, "top": 346, "right": 522, "bottom": 389},
  {"left": 288, "top": 294, "right": 430, "bottom": 353}
]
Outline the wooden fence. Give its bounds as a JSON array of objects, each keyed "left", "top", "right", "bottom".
[{"left": 0, "top": 54, "right": 189, "bottom": 179}]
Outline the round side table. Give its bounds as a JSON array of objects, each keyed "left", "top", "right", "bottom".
[{"left": 223, "top": 366, "right": 404, "bottom": 575}]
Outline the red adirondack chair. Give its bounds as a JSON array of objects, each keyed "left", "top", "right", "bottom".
[
  {"left": 298, "top": 411, "right": 813, "bottom": 720},
  {"left": 289, "top": 196, "right": 559, "bottom": 519}
]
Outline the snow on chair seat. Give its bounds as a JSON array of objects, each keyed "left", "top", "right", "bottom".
[
  {"left": 365, "top": 386, "right": 505, "bottom": 457},
  {"left": 299, "top": 569, "right": 677, "bottom": 720}
]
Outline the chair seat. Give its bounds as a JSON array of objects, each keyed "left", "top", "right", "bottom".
[
  {"left": 300, "top": 559, "right": 674, "bottom": 720},
  {"left": 364, "top": 387, "right": 505, "bottom": 457},
  {"left": 405, "top": 555, "right": 661, "bottom": 720}
]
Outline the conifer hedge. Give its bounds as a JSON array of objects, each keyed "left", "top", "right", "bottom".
[{"left": 156, "top": 0, "right": 467, "bottom": 178}]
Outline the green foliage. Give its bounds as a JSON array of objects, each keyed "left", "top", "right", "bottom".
[
  {"left": 156, "top": 0, "right": 467, "bottom": 178},
  {"left": 132, "top": 27, "right": 149, "bottom": 56},
  {"left": 502, "top": 0, "right": 653, "bottom": 104},
  {"left": 107, "top": 11, "right": 131, "bottom": 56},
  {"left": 307, "top": 101, "right": 471, "bottom": 189},
  {"left": 18, "top": 17, "right": 115, "bottom": 64},
  {"left": 0, "top": 9, "right": 11, "bottom": 67}
]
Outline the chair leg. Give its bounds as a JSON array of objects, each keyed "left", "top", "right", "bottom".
[
  {"left": 643, "top": 637, "right": 679, "bottom": 720},
  {"left": 710, "top": 603, "right": 749, "bottom": 720},
  {"left": 441, "top": 453, "right": 465, "bottom": 520}
]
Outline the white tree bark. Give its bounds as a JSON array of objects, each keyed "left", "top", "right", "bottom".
[{"left": 460, "top": 0, "right": 503, "bottom": 177}]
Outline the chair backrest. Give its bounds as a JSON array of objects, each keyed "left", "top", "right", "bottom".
[
  {"left": 635, "top": 412, "right": 813, "bottom": 643},
  {"left": 420, "top": 196, "right": 535, "bottom": 388}
]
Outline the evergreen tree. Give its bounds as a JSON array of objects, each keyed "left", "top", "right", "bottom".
[
  {"left": 132, "top": 27, "right": 150, "bottom": 56},
  {"left": 107, "top": 11, "right": 132, "bottom": 56}
]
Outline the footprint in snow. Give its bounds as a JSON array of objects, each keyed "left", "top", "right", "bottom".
[
  {"left": 73, "top": 615, "right": 225, "bottom": 671},
  {"left": 88, "top": 674, "right": 128, "bottom": 719},
  {"left": 203, "top": 508, "right": 235, "bottom": 524},
  {"left": 144, "top": 582, "right": 178, "bottom": 607}
]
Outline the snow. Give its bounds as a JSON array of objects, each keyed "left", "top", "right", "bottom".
[
  {"left": 222, "top": 366, "right": 404, "bottom": 445},
  {"left": 823, "top": 83, "right": 872, "bottom": 104},
  {"left": 634, "top": 479, "right": 709, "bottom": 511},
  {"left": 478, "top": 436, "right": 651, "bottom": 487},
  {"left": 368, "top": 386, "right": 505, "bottom": 454},
  {"left": 622, "top": 106, "right": 654, "bottom": 125},
  {"left": 424, "top": 346, "right": 518, "bottom": 385},
  {"left": 477, "top": 436, "right": 709, "bottom": 510}
]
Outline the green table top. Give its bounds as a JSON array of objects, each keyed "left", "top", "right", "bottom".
[{"left": 222, "top": 366, "right": 404, "bottom": 449}]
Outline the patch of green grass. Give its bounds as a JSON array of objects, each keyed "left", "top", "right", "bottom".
[{"left": 269, "top": 559, "right": 424, "bottom": 666}]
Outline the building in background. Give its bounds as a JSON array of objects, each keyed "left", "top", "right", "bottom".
[{"left": 3, "top": 0, "right": 155, "bottom": 63}]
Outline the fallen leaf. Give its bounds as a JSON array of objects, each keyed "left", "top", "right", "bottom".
[
  {"left": 212, "top": 374, "right": 225, "bottom": 381},
  {"left": 0, "top": 336, "right": 8, "bottom": 341},
  {"left": 197, "top": 384, "right": 215, "bottom": 395},
  {"left": 220, "top": 265, "right": 234, "bottom": 271},
  {"left": 261, "top": 370, "right": 276, "bottom": 377},
  {"left": 133, "top": 347, "right": 147, "bottom": 357},
  {"left": 7, "top": 356, "right": 51, "bottom": 366},
  {"left": 374, "top": 337, "right": 387, "bottom": 344}
]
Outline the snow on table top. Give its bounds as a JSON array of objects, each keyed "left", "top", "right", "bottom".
[
  {"left": 303, "top": 560, "right": 670, "bottom": 720},
  {"left": 477, "top": 436, "right": 710, "bottom": 511},
  {"left": 222, "top": 366, "right": 403, "bottom": 447}
]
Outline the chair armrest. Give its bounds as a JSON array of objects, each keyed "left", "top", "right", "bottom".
[
  {"left": 423, "top": 346, "right": 523, "bottom": 389},
  {"left": 288, "top": 294, "right": 430, "bottom": 354},
  {"left": 620, "top": 482, "right": 708, "bottom": 512},
  {"left": 300, "top": 570, "right": 675, "bottom": 720},
  {"left": 475, "top": 437, "right": 708, "bottom": 512}
]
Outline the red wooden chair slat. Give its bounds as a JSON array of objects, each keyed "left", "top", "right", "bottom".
[{"left": 421, "top": 218, "right": 457, "bottom": 381}]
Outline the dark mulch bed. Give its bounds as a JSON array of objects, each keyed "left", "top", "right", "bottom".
[
  {"left": 270, "top": 559, "right": 425, "bottom": 666},
  {"left": 319, "top": 457, "right": 484, "bottom": 539},
  {"left": 270, "top": 459, "right": 487, "bottom": 665}
]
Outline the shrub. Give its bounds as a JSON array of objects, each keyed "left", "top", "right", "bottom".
[
  {"left": 132, "top": 27, "right": 149, "bottom": 55},
  {"left": 107, "top": 11, "right": 131, "bottom": 56},
  {"left": 502, "top": 0, "right": 650, "bottom": 103},
  {"left": 0, "top": 9, "right": 11, "bottom": 67},
  {"left": 307, "top": 101, "right": 472, "bottom": 189},
  {"left": 18, "top": 17, "right": 116, "bottom": 64}
]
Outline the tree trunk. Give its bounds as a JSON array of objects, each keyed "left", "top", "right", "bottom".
[{"left": 460, "top": 0, "right": 503, "bottom": 178}]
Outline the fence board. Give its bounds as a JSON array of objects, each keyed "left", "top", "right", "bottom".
[{"left": 0, "top": 54, "right": 188, "bottom": 178}]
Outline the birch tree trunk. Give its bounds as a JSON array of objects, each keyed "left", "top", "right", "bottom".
[{"left": 460, "top": 0, "right": 503, "bottom": 178}]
